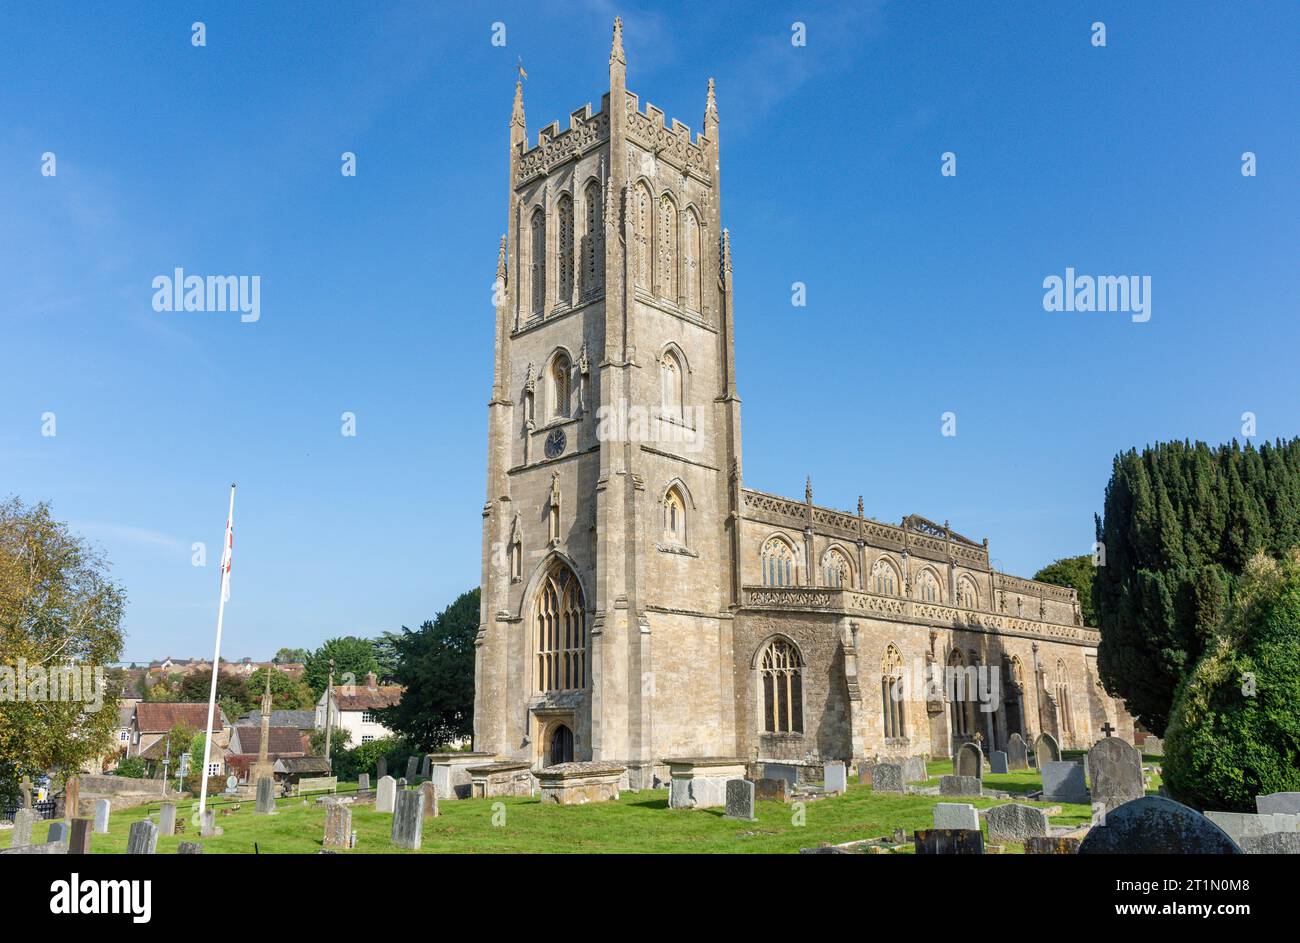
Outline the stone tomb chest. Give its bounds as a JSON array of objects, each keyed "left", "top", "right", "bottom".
[
  {"left": 664, "top": 757, "right": 749, "bottom": 809},
  {"left": 430, "top": 752, "right": 500, "bottom": 800},
  {"left": 467, "top": 761, "right": 535, "bottom": 799},
  {"left": 535, "top": 761, "right": 626, "bottom": 805}
]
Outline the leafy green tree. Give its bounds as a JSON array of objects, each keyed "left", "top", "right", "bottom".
[
  {"left": 244, "top": 666, "right": 315, "bottom": 711},
  {"left": 1094, "top": 438, "right": 1300, "bottom": 733},
  {"left": 116, "top": 756, "right": 147, "bottom": 778},
  {"left": 1163, "top": 551, "right": 1300, "bottom": 810},
  {"left": 378, "top": 588, "right": 478, "bottom": 751},
  {"left": 309, "top": 726, "right": 351, "bottom": 761},
  {"left": 179, "top": 668, "right": 253, "bottom": 715},
  {"left": 1033, "top": 555, "right": 1096, "bottom": 624},
  {"left": 333, "top": 736, "right": 411, "bottom": 781},
  {"left": 0, "top": 498, "right": 126, "bottom": 796},
  {"left": 272, "top": 647, "right": 309, "bottom": 664},
  {"left": 304, "top": 636, "right": 379, "bottom": 696}
]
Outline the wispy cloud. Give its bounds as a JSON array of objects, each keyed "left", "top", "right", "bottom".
[{"left": 74, "top": 521, "right": 187, "bottom": 552}]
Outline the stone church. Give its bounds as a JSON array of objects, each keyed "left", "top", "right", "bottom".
[{"left": 475, "top": 20, "right": 1135, "bottom": 786}]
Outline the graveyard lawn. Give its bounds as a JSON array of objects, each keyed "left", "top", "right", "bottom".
[{"left": 0, "top": 766, "right": 1093, "bottom": 854}]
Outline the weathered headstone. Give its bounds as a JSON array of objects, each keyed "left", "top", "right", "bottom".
[
  {"left": 1006, "top": 733, "right": 1029, "bottom": 770},
  {"left": 823, "top": 761, "right": 847, "bottom": 795},
  {"left": 985, "top": 803, "right": 1050, "bottom": 844},
  {"left": 1142, "top": 735, "right": 1163, "bottom": 756},
  {"left": 933, "top": 802, "right": 979, "bottom": 831},
  {"left": 955, "top": 742, "right": 983, "bottom": 780},
  {"left": 376, "top": 775, "right": 397, "bottom": 813},
  {"left": 358, "top": 773, "right": 370, "bottom": 793},
  {"left": 64, "top": 776, "right": 80, "bottom": 819},
  {"left": 724, "top": 779, "right": 756, "bottom": 821},
  {"left": 67, "top": 818, "right": 92, "bottom": 854},
  {"left": 10, "top": 808, "right": 35, "bottom": 847},
  {"left": 1034, "top": 732, "right": 1061, "bottom": 768},
  {"left": 405, "top": 756, "right": 419, "bottom": 781},
  {"left": 47, "top": 821, "right": 70, "bottom": 844},
  {"left": 255, "top": 776, "right": 276, "bottom": 815},
  {"left": 1080, "top": 796, "right": 1243, "bottom": 854},
  {"left": 857, "top": 761, "right": 873, "bottom": 785},
  {"left": 989, "top": 750, "right": 1009, "bottom": 775},
  {"left": 753, "top": 778, "right": 790, "bottom": 802},
  {"left": 1025, "top": 835, "right": 1081, "bottom": 854},
  {"left": 914, "top": 828, "right": 984, "bottom": 854},
  {"left": 1040, "top": 761, "right": 1089, "bottom": 803},
  {"left": 1088, "top": 736, "right": 1145, "bottom": 813},
  {"left": 376, "top": 757, "right": 387, "bottom": 780},
  {"left": 1203, "top": 810, "right": 1300, "bottom": 846},
  {"left": 391, "top": 789, "right": 422, "bottom": 850},
  {"left": 200, "top": 809, "right": 222, "bottom": 837},
  {"left": 153, "top": 801, "right": 175, "bottom": 836},
  {"left": 420, "top": 755, "right": 431, "bottom": 778},
  {"left": 939, "top": 774, "right": 982, "bottom": 797},
  {"left": 1239, "top": 832, "right": 1300, "bottom": 854},
  {"left": 902, "top": 755, "right": 928, "bottom": 783},
  {"left": 177, "top": 841, "right": 205, "bottom": 854},
  {"left": 323, "top": 800, "right": 353, "bottom": 849},
  {"left": 93, "top": 798, "right": 111, "bottom": 833},
  {"left": 419, "top": 780, "right": 439, "bottom": 818},
  {"left": 1257, "top": 792, "right": 1300, "bottom": 815},
  {"left": 871, "top": 762, "right": 905, "bottom": 793},
  {"left": 127, "top": 819, "right": 159, "bottom": 855}
]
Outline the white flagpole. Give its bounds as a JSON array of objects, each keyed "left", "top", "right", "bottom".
[{"left": 198, "top": 483, "right": 236, "bottom": 821}]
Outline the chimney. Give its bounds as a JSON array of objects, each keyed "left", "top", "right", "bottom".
[{"left": 366, "top": 671, "right": 377, "bottom": 690}]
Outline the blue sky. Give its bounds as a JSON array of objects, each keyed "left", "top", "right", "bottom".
[{"left": 2, "top": 2, "right": 1297, "bottom": 662}]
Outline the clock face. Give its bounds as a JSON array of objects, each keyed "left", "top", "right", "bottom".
[{"left": 544, "top": 428, "right": 566, "bottom": 459}]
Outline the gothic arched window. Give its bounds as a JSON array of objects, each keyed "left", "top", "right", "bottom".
[
  {"left": 536, "top": 563, "right": 586, "bottom": 693},
  {"left": 660, "top": 348, "right": 683, "bottom": 420},
  {"left": 872, "top": 557, "right": 900, "bottom": 595},
  {"left": 633, "top": 182, "right": 652, "bottom": 292},
  {"left": 683, "top": 207, "right": 702, "bottom": 312},
  {"left": 760, "top": 638, "right": 804, "bottom": 734},
  {"left": 550, "top": 353, "right": 571, "bottom": 419},
  {"left": 664, "top": 486, "right": 686, "bottom": 545},
  {"left": 916, "top": 569, "right": 940, "bottom": 603},
  {"left": 882, "top": 643, "right": 907, "bottom": 739},
  {"left": 957, "top": 575, "right": 979, "bottom": 609},
  {"left": 557, "top": 194, "right": 574, "bottom": 304},
  {"left": 761, "top": 536, "right": 796, "bottom": 587},
  {"left": 948, "top": 648, "right": 973, "bottom": 737},
  {"left": 530, "top": 207, "right": 546, "bottom": 316},
  {"left": 582, "top": 180, "right": 602, "bottom": 294},
  {"left": 822, "top": 547, "right": 851, "bottom": 588},
  {"left": 1055, "top": 659, "right": 1074, "bottom": 737},
  {"left": 657, "top": 195, "right": 678, "bottom": 301}
]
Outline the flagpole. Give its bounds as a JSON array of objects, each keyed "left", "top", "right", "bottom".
[{"left": 198, "top": 483, "right": 236, "bottom": 822}]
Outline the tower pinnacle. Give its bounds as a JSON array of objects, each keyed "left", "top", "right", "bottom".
[{"left": 610, "top": 17, "right": 625, "bottom": 65}]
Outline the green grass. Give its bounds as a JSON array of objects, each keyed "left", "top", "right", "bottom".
[{"left": 0, "top": 761, "right": 1093, "bottom": 854}]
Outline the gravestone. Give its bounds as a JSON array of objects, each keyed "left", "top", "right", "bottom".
[
  {"left": 67, "top": 818, "right": 93, "bottom": 854},
  {"left": 177, "top": 841, "right": 204, "bottom": 854},
  {"left": 405, "top": 756, "right": 419, "bottom": 781},
  {"left": 47, "top": 821, "right": 69, "bottom": 844},
  {"left": 857, "top": 761, "right": 873, "bottom": 785},
  {"left": 989, "top": 750, "right": 1009, "bottom": 774},
  {"left": 872, "top": 762, "right": 905, "bottom": 793},
  {"left": 1034, "top": 732, "right": 1061, "bottom": 768},
  {"left": 255, "top": 776, "right": 277, "bottom": 815},
  {"left": 902, "top": 756, "right": 928, "bottom": 783},
  {"left": 1203, "top": 810, "right": 1300, "bottom": 846},
  {"left": 985, "top": 803, "right": 1050, "bottom": 844},
  {"left": 933, "top": 802, "right": 979, "bottom": 831},
  {"left": 914, "top": 829, "right": 984, "bottom": 855},
  {"left": 1080, "top": 796, "right": 1242, "bottom": 854},
  {"left": 391, "top": 789, "right": 422, "bottom": 850},
  {"left": 420, "top": 780, "right": 439, "bottom": 818},
  {"left": 10, "top": 808, "right": 35, "bottom": 847},
  {"left": 724, "top": 779, "right": 756, "bottom": 821},
  {"left": 1088, "top": 736, "right": 1145, "bottom": 813},
  {"left": 127, "top": 819, "right": 159, "bottom": 855},
  {"left": 358, "top": 773, "right": 370, "bottom": 793},
  {"left": 158, "top": 802, "right": 177, "bottom": 837},
  {"left": 93, "top": 798, "right": 110, "bottom": 833},
  {"left": 753, "top": 778, "right": 790, "bottom": 802},
  {"left": 823, "top": 761, "right": 847, "bottom": 795},
  {"left": 224, "top": 774, "right": 239, "bottom": 795},
  {"left": 1257, "top": 792, "right": 1300, "bottom": 815},
  {"left": 323, "top": 800, "right": 353, "bottom": 849},
  {"left": 1142, "top": 735, "right": 1164, "bottom": 756},
  {"left": 1040, "top": 761, "right": 1089, "bottom": 803},
  {"left": 420, "top": 755, "right": 431, "bottom": 778},
  {"left": 939, "top": 775, "right": 982, "bottom": 797},
  {"left": 376, "top": 757, "right": 387, "bottom": 780},
  {"left": 64, "top": 776, "right": 80, "bottom": 819},
  {"left": 757, "top": 763, "right": 798, "bottom": 787},
  {"left": 955, "top": 742, "right": 983, "bottom": 780},
  {"left": 200, "top": 809, "right": 222, "bottom": 837},
  {"left": 1239, "top": 832, "right": 1300, "bottom": 854},
  {"left": 1006, "top": 733, "right": 1029, "bottom": 770},
  {"left": 1025, "top": 836, "right": 1081, "bottom": 854},
  {"left": 376, "top": 775, "right": 397, "bottom": 813}
]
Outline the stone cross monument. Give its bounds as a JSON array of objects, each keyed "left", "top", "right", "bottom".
[{"left": 248, "top": 669, "right": 276, "bottom": 785}]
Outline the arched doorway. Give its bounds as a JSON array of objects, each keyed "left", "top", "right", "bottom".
[{"left": 549, "top": 724, "right": 574, "bottom": 766}]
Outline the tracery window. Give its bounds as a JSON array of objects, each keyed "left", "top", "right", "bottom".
[
  {"left": 822, "top": 547, "right": 851, "bottom": 588},
  {"left": 1055, "top": 659, "right": 1074, "bottom": 737},
  {"left": 582, "top": 180, "right": 603, "bottom": 293},
  {"left": 916, "top": 569, "right": 940, "bottom": 603},
  {"left": 657, "top": 195, "right": 678, "bottom": 301},
  {"left": 557, "top": 194, "right": 574, "bottom": 303},
  {"left": 550, "top": 353, "right": 571, "bottom": 419},
  {"left": 530, "top": 207, "right": 546, "bottom": 316},
  {"left": 683, "top": 208, "right": 702, "bottom": 312},
  {"left": 536, "top": 563, "right": 586, "bottom": 693},
  {"left": 633, "top": 182, "right": 652, "bottom": 292},
  {"left": 872, "top": 557, "right": 900, "bottom": 595},
  {"left": 664, "top": 486, "right": 686, "bottom": 544},
  {"left": 956, "top": 575, "right": 979, "bottom": 609},
  {"left": 881, "top": 643, "right": 907, "bottom": 739},
  {"left": 660, "top": 348, "right": 683, "bottom": 420},
  {"left": 760, "top": 638, "right": 804, "bottom": 734},
  {"left": 761, "top": 536, "right": 796, "bottom": 587}
]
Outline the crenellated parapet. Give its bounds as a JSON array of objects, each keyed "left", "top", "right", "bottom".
[
  {"left": 516, "top": 100, "right": 610, "bottom": 186},
  {"left": 624, "top": 91, "right": 712, "bottom": 182}
]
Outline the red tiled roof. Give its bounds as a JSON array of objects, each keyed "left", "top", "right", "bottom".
[
  {"left": 134, "top": 702, "right": 230, "bottom": 734},
  {"left": 334, "top": 685, "right": 403, "bottom": 711},
  {"left": 233, "top": 726, "right": 310, "bottom": 757}
]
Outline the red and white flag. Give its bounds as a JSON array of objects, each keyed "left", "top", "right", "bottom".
[{"left": 220, "top": 512, "right": 233, "bottom": 602}]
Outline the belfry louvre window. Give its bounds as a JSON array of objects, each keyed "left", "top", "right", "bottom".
[
  {"left": 536, "top": 564, "right": 586, "bottom": 692},
  {"left": 761, "top": 537, "right": 795, "bottom": 587},
  {"left": 530, "top": 208, "right": 546, "bottom": 316},
  {"left": 760, "top": 639, "right": 804, "bottom": 734},
  {"left": 557, "top": 194, "right": 574, "bottom": 303}
]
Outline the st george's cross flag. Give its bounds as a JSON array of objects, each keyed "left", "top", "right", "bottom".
[{"left": 220, "top": 506, "right": 233, "bottom": 601}]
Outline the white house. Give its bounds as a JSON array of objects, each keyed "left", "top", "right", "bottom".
[{"left": 315, "top": 671, "right": 402, "bottom": 745}]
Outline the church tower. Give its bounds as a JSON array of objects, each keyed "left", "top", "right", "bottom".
[{"left": 476, "top": 19, "right": 744, "bottom": 780}]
